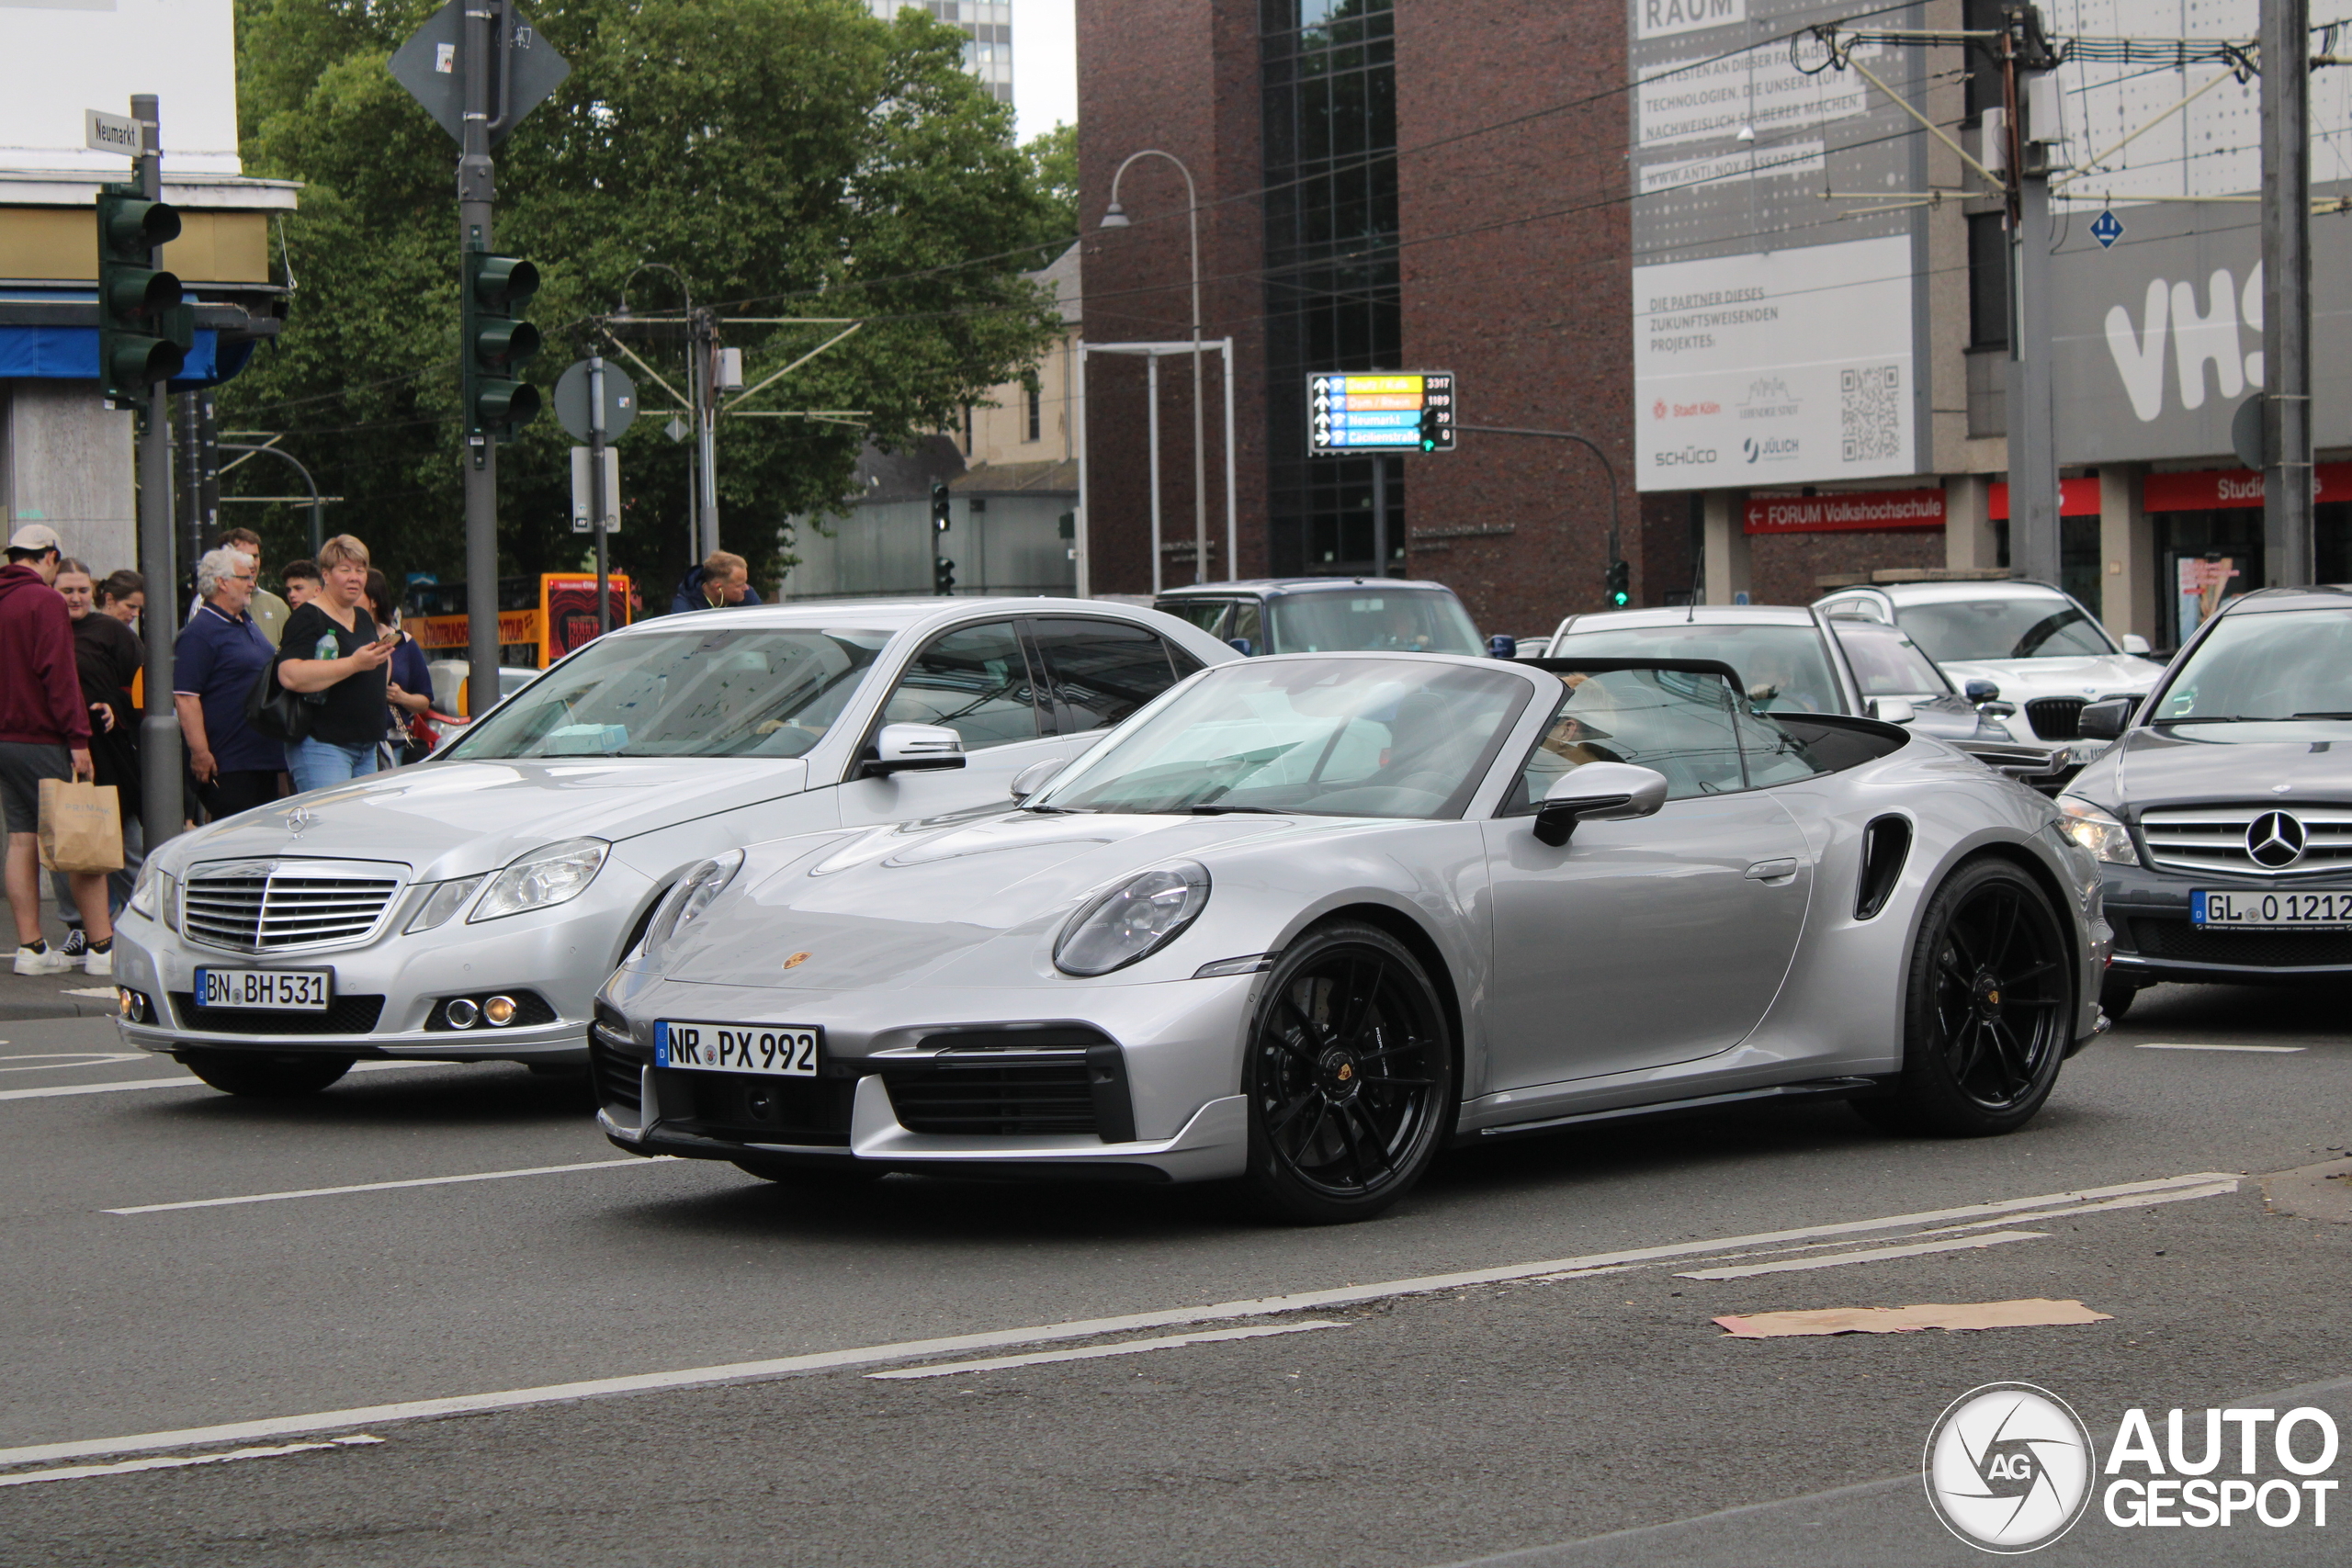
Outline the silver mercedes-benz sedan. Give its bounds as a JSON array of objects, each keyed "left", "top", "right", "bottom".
[
  {"left": 594, "top": 651, "right": 2108, "bottom": 1223},
  {"left": 109, "top": 599, "right": 1238, "bottom": 1096}
]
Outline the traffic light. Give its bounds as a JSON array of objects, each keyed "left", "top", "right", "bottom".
[
  {"left": 95, "top": 183, "right": 188, "bottom": 403},
  {"left": 1605, "top": 559, "right": 1631, "bottom": 608},
  {"left": 933, "top": 556, "right": 956, "bottom": 595},
  {"left": 1418, "top": 405, "right": 1445, "bottom": 452},
  {"left": 931, "top": 481, "right": 952, "bottom": 533},
  {"left": 461, "top": 251, "right": 543, "bottom": 440}
]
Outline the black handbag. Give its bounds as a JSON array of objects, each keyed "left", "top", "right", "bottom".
[{"left": 243, "top": 653, "right": 312, "bottom": 744}]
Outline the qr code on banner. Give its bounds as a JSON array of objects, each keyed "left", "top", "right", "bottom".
[{"left": 1840, "top": 365, "right": 1903, "bottom": 463}]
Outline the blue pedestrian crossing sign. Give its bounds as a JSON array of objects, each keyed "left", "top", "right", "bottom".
[
  {"left": 2090, "top": 209, "right": 2124, "bottom": 249},
  {"left": 1308, "top": 371, "right": 1456, "bottom": 456}
]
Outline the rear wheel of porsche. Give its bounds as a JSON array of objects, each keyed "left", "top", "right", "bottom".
[
  {"left": 1860, "top": 860, "right": 2073, "bottom": 1137},
  {"left": 1242, "top": 922, "right": 1454, "bottom": 1224},
  {"left": 177, "top": 1048, "right": 354, "bottom": 1099}
]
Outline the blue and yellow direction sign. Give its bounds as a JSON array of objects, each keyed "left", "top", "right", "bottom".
[{"left": 1307, "top": 370, "right": 1456, "bottom": 456}]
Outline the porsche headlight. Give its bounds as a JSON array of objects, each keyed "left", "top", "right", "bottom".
[
  {"left": 1054, "top": 863, "right": 1211, "bottom": 976},
  {"left": 405, "top": 876, "right": 485, "bottom": 933},
  {"left": 469, "top": 838, "right": 610, "bottom": 923},
  {"left": 644, "top": 850, "right": 744, "bottom": 960},
  {"left": 2056, "top": 796, "right": 2138, "bottom": 866}
]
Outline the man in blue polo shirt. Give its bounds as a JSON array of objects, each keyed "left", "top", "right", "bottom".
[{"left": 174, "top": 546, "right": 286, "bottom": 819}]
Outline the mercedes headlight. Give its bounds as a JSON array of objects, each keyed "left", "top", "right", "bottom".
[
  {"left": 1054, "top": 863, "right": 1211, "bottom": 976},
  {"left": 128, "top": 861, "right": 176, "bottom": 927},
  {"left": 469, "top": 839, "right": 610, "bottom": 923},
  {"left": 405, "top": 876, "right": 485, "bottom": 933},
  {"left": 644, "top": 850, "right": 744, "bottom": 960},
  {"left": 2056, "top": 796, "right": 2138, "bottom": 866}
]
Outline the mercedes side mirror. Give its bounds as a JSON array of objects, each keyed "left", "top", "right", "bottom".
[
  {"left": 1009, "top": 758, "right": 1064, "bottom": 802},
  {"left": 2078, "top": 697, "right": 2136, "bottom": 740},
  {"left": 2121, "top": 634, "right": 2153, "bottom": 655},
  {"left": 1868, "top": 697, "right": 1917, "bottom": 725},
  {"left": 1963, "top": 678, "right": 2002, "bottom": 704},
  {"left": 1487, "top": 634, "right": 1518, "bottom": 660},
  {"left": 1227, "top": 637, "right": 1256, "bottom": 657},
  {"left": 860, "top": 722, "right": 966, "bottom": 778},
  {"left": 1533, "top": 763, "right": 1669, "bottom": 847}
]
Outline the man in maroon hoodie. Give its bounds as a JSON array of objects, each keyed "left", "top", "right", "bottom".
[{"left": 0, "top": 524, "right": 113, "bottom": 976}]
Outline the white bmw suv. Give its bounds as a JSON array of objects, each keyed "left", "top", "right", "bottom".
[{"left": 1815, "top": 581, "right": 2165, "bottom": 749}]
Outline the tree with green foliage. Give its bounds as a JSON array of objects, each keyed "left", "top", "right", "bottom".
[{"left": 225, "top": 0, "right": 1068, "bottom": 605}]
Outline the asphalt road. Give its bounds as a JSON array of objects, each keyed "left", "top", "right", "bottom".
[{"left": 0, "top": 981, "right": 2345, "bottom": 1566}]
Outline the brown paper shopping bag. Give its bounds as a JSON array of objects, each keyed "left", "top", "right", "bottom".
[{"left": 37, "top": 778, "right": 123, "bottom": 873}]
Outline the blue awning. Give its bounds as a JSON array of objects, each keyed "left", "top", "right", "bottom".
[{"left": 0, "top": 324, "right": 257, "bottom": 390}]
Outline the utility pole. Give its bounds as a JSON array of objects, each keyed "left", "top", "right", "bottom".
[
  {"left": 130, "top": 93, "right": 181, "bottom": 855},
  {"left": 2261, "top": 0, "right": 2314, "bottom": 586},
  {"left": 693, "top": 308, "right": 719, "bottom": 558},
  {"left": 2002, "top": 6, "right": 2063, "bottom": 587},
  {"left": 589, "top": 353, "right": 611, "bottom": 631},
  {"left": 459, "top": 0, "right": 500, "bottom": 716}
]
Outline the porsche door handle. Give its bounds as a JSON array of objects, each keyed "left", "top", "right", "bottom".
[{"left": 1745, "top": 858, "right": 1800, "bottom": 883}]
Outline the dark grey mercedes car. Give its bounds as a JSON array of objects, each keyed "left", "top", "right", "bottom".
[{"left": 2058, "top": 586, "right": 2352, "bottom": 1019}]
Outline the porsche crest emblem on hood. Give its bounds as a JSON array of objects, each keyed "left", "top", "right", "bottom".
[{"left": 782, "top": 951, "right": 812, "bottom": 970}]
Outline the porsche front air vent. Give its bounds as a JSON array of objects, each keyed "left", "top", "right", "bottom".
[
  {"left": 882, "top": 1029, "right": 1136, "bottom": 1142},
  {"left": 181, "top": 861, "right": 406, "bottom": 952},
  {"left": 1854, "top": 815, "right": 1911, "bottom": 920}
]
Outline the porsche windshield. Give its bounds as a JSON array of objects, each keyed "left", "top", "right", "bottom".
[
  {"left": 1894, "top": 595, "right": 2116, "bottom": 661},
  {"left": 1553, "top": 624, "right": 1839, "bottom": 713},
  {"left": 1037, "top": 659, "right": 1530, "bottom": 818},
  {"left": 2151, "top": 608, "right": 2352, "bottom": 728},
  {"left": 443, "top": 626, "right": 888, "bottom": 760}
]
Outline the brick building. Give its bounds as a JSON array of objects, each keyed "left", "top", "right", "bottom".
[{"left": 1076, "top": 0, "right": 1668, "bottom": 635}]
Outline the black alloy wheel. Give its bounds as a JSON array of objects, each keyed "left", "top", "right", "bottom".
[
  {"left": 1860, "top": 859, "right": 2074, "bottom": 1136},
  {"left": 1243, "top": 921, "right": 1454, "bottom": 1224},
  {"left": 177, "top": 1048, "right": 355, "bottom": 1099}
]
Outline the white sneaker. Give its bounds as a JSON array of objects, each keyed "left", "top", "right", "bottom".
[
  {"left": 13, "top": 944, "right": 72, "bottom": 976},
  {"left": 82, "top": 945, "right": 113, "bottom": 977}
]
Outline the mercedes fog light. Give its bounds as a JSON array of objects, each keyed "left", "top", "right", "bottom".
[
  {"left": 444, "top": 997, "right": 481, "bottom": 1029},
  {"left": 482, "top": 995, "right": 519, "bottom": 1027}
]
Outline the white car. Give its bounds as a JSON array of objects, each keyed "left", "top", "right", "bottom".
[
  {"left": 1815, "top": 581, "right": 2165, "bottom": 747},
  {"left": 110, "top": 599, "right": 1237, "bottom": 1097}
]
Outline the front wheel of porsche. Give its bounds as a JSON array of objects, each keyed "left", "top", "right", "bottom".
[
  {"left": 1860, "top": 859, "right": 2074, "bottom": 1137},
  {"left": 1241, "top": 922, "right": 1454, "bottom": 1224}
]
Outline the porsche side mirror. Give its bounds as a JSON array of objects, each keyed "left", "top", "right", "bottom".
[
  {"left": 1533, "top": 763, "right": 1668, "bottom": 847},
  {"left": 1868, "top": 697, "right": 1916, "bottom": 725},
  {"left": 2121, "top": 634, "right": 2153, "bottom": 655},
  {"left": 1963, "top": 678, "right": 2001, "bottom": 704},
  {"left": 1487, "top": 634, "right": 1518, "bottom": 660},
  {"left": 1009, "top": 758, "right": 1064, "bottom": 802},
  {"left": 2078, "top": 697, "right": 2136, "bottom": 740},
  {"left": 860, "top": 722, "right": 966, "bottom": 778}
]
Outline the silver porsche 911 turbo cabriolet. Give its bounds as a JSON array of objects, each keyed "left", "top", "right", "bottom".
[{"left": 593, "top": 653, "right": 2109, "bottom": 1223}]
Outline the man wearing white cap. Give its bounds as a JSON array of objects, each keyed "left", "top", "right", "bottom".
[{"left": 0, "top": 524, "right": 115, "bottom": 976}]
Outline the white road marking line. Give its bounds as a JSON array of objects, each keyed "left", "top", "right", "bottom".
[
  {"left": 0, "top": 1052, "right": 147, "bottom": 1074},
  {"left": 1917, "top": 1179, "right": 2242, "bottom": 1235},
  {"left": 104, "top": 1156, "right": 681, "bottom": 1215},
  {"left": 0, "top": 1059, "right": 445, "bottom": 1103},
  {"left": 0, "top": 1435, "right": 381, "bottom": 1489},
  {"left": 2137, "top": 1042, "right": 2308, "bottom": 1054},
  {"left": 1673, "top": 1230, "right": 2049, "bottom": 1281},
  {"left": 62, "top": 986, "right": 119, "bottom": 998},
  {"left": 0, "top": 1169, "right": 2241, "bottom": 1472},
  {"left": 867, "top": 1321, "right": 1348, "bottom": 1381}
]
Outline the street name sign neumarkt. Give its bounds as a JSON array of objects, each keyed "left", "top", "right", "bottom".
[{"left": 1307, "top": 371, "right": 1456, "bottom": 456}]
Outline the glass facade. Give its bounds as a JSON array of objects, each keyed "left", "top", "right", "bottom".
[
  {"left": 1261, "top": 0, "right": 1402, "bottom": 577},
  {"left": 870, "top": 0, "right": 1013, "bottom": 103}
]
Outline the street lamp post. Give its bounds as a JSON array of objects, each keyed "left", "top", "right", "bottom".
[{"left": 1101, "top": 150, "right": 1210, "bottom": 585}]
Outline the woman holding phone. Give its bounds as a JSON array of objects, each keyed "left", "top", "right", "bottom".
[{"left": 274, "top": 534, "right": 393, "bottom": 792}]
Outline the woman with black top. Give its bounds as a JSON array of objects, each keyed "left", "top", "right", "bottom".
[
  {"left": 48, "top": 560, "right": 143, "bottom": 953},
  {"left": 367, "top": 569, "right": 437, "bottom": 766},
  {"left": 275, "top": 534, "right": 393, "bottom": 793}
]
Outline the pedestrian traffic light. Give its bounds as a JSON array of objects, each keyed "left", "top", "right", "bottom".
[
  {"left": 462, "top": 251, "right": 543, "bottom": 440},
  {"left": 1605, "top": 559, "right": 1631, "bottom": 608},
  {"left": 933, "top": 556, "right": 956, "bottom": 595},
  {"left": 931, "top": 481, "right": 953, "bottom": 533},
  {"left": 95, "top": 183, "right": 188, "bottom": 404}
]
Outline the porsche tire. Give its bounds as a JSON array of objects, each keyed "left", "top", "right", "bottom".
[
  {"left": 178, "top": 1049, "right": 355, "bottom": 1099},
  {"left": 1860, "top": 859, "right": 2074, "bottom": 1137},
  {"left": 1241, "top": 921, "right": 1454, "bottom": 1224}
]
